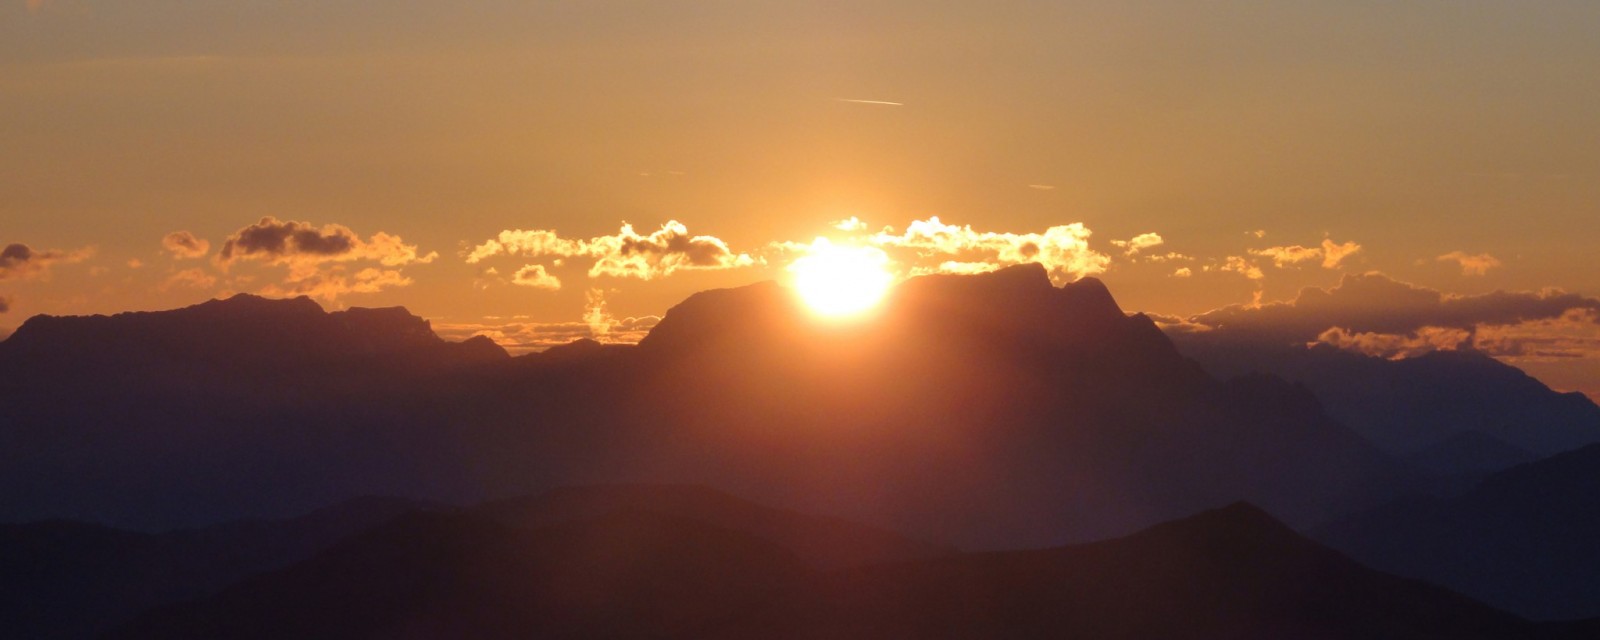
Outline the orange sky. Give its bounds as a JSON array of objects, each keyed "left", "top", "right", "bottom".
[{"left": 3, "top": 1, "right": 1599, "bottom": 395}]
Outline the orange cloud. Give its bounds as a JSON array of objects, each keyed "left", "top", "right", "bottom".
[
  {"left": 1313, "top": 326, "right": 1474, "bottom": 359},
  {"left": 1111, "top": 232, "right": 1164, "bottom": 256},
  {"left": 1247, "top": 238, "right": 1360, "bottom": 269},
  {"left": 511, "top": 264, "right": 561, "bottom": 291},
  {"left": 257, "top": 267, "right": 411, "bottom": 302},
  {"left": 467, "top": 221, "right": 754, "bottom": 281},
  {"left": 1437, "top": 251, "right": 1502, "bottom": 276},
  {"left": 866, "top": 217, "right": 1110, "bottom": 283}
]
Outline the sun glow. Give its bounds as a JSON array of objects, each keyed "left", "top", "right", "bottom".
[{"left": 788, "top": 238, "right": 894, "bottom": 319}]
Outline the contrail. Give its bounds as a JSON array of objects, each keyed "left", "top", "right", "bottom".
[{"left": 835, "top": 98, "right": 904, "bottom": 106}]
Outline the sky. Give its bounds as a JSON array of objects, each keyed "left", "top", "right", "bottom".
[{"left": 3, "top": 1, "right": 1599, "bottom": 394}]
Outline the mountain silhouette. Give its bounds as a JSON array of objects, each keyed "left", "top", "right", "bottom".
[
  {"left": 712, "top": 502, "right": 1544, "bottom": 639},
  {"left": 109, "top": 501, "right": 1571, "bottom": 639},
  {"left": 109, "top": 509, "right": 810, "bottom": 640},
  {"left": 1313, "top": 442, "right": 1600, "bottom": 620},
  {"left": 0, "top": 496, "right": 444, "bottom": 639},
  {"left": 0, "top": 265, "right": 1422, "bottom": 546},
  {"left": 1170, "top": 338, "right": 1600, "bottom": 465},
  {"left": 473, "top": 484, "right": 955, "bottom": 570}
]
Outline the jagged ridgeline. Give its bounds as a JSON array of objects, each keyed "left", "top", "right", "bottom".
[{"left": 0, "top": 265, "right": 1414, "bottom": 545}]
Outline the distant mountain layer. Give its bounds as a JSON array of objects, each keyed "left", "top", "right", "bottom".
[
  {"left": 0, "top": 485, "right": 950, "bottom": 640},
  {"left": 1314, "top": 443, "right": 1600, "bottom": 620},
  {"left": 0, "top": 496, "right": 442, "bottom": 639},
  {"left": 111, "top": 502, "right": 1575, "bottom": 640},
  {"left": 473, "top": 484, "right": 956, "bottom": 571},
  {"left": 1170, "top": 338, "right": 1600, "bottom": 460},
  {"left": 0, "top": 266, "right": 1423, "bottom": 546}
]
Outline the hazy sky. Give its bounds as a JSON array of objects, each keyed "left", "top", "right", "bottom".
[{"left": 3, "top": 1, "right": 1599, "bottom": 390}]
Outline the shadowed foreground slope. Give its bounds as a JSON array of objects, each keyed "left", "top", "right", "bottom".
[{"left": 111, "top": 502, "right": 1578, "bottom": 640}]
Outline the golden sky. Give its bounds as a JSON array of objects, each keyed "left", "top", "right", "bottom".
[{"left": 3, "top": 1, "right": 1599, "bottom": 393}]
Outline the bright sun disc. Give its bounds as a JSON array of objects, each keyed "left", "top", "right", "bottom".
[{"left": 788, "top": 238, "right": 894, "bottom": 319}]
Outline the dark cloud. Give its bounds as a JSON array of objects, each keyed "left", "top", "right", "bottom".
[
  {"left": 218, "top": 218, "right": 355, "bottom": 262},
  {"left": 1184, "top": 273, "right": 1600, "bottom": 344},
  {"left": 0, "top": 295, "right": 10, "bottom": 314},
  {"left": 161, "top": 231, "right": 211, "bottom": 259},
  {"left": 0, "top": 243, "right": 91, "bottom": 280},
  {"left": 1171, "top": 272, "right": 1600, "bottom": 360},
  {"left": 214, "top": 217, "right": 435, "bottom": 301}
]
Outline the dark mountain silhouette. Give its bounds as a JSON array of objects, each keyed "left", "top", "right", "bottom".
[
  {"left": 1399, "top": 430, "right": 1538, "bottom": 477},
  {"left": 473, "top": 484, "right": 956, "bottom": 570},
  {"left": 110, "top": 502, "right": 1571, "bottom": 640},
  {"left": 0, "top": 496, "right": 444, "bottom": 639},
  {"left": 0, "top": 265, "right": 1423, "bottom": 546},
  {"left": 1313, "top": 443, "right": 1600, "bottom": 620},
  {"left": 1170, "top": 338, "right": 1600, "bottom": 463},
  {"left": 110, "top": 510, "right": 809, "bottom": 640},
  {"left": 713, "top": 502, "right": 1542, "bottom": 640}
]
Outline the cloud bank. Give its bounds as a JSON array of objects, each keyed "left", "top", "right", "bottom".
[
  {"left": 1172, "top": 272, "right": 1600, "bottom": 361},
  {"left": 467, "top": 221, "right": 753, "bottom": 282},
  {"left": 216, "top": 217, "right": 436, "bottom": 301}
]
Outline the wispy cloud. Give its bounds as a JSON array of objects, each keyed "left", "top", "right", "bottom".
[
  {"left": 835, "top": 98, "right": 904, "bottom": 106},
  {"left": 1437, "top": 251, "right": 1502, "bottom": 276}
]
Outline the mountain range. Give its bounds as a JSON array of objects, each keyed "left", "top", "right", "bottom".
[
  {"left": 7, "top": 266, "right": 1600, "bottom": 634},
  {"left": 3, "top": 264, "right": 1425, "bottom": 546},
  {"left": 105, "top": 496, "right": 1590, "bottom": 640}
]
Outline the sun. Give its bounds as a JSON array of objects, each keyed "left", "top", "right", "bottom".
[{"left": 788, "top": 238, "right": 895, "bottom": 319}]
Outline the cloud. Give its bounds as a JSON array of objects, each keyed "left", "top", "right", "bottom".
[
  {"left": 832, "top": 217, "right": 868, "bottom": 232},
  {"left": 511, "top": 264, "right": 561, "bottom": 290},
  {"left": 1320, "top": 239, "right": 1362, "bottom": 269},
  {"left": 219, "top": 217, "right": 434, "bottom": 268},
  {"left": 433, "top": 294, "right": 662, "bottom": 354},
  {"left": 1314, "top": 326, "right": 1474, "bottom": 359},
  {"left": 216, "top": 217, "right": 433, "bottom": 300},
  {"left": 160, "top": 268, "right": 218, "bottom": 291},
  {"left": 1177, "top": 272, "right": 1600, "bottom": 360},
  {"left": 466, "top": 220, "right": 754, "bottom": 281},
  {"left": 1172, "top": 267, "right": 1192, "bottom": 278},
  {"left": 0, "top": 295, "right": 10, "bottom": 314},
  {"left": 1218, "top": 256, "right": 1264, "bottom": 280},
  {"left": 162, "top": 231, "right": 211, "bottom": 259},
  {"left": 0, "top": 243, "right": 93, "bottom": 280},
  {"left": 866, "top": 217, "right": 1110, "bottom": 283},
  {"left": 1247, "top": 238, "right": 1361, "bottom": 270},
  {"left": 1111, "top": 232, "right": 1164, "bottom": 256},
  {"left": 1437, "top": 251, "right": 1502, "bottom": 276},
  {"left": 258, "top": 267, "right": 411, "bottom": 302}
]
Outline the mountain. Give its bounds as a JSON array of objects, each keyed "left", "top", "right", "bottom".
[
  {"left": 473, "top": 484, "right": 956, "bottom": 570},
  {"left": 1169, "top": 338, "right": 1600, "bottom": 462},
  {"left": 0, "top": 266, "right": 1420, "bottom": 546},
  {"left": 1313, "top": 443, "right": 1600, "bottom": 620},
  {"left": 109, "top": 510, "right": 809, "bottom": 640},
  {"left": 0, "top": 496, "right": 444, "bottom": 639},
  {"left": 111, "top": 502, "right": 1567, "bottom": 639},
  {"left": 1399, "top": 431, "right": 1538, "bottom": 477},
  {"left": 713, "top": 502, "right": 1540, "bottom": 640}
]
